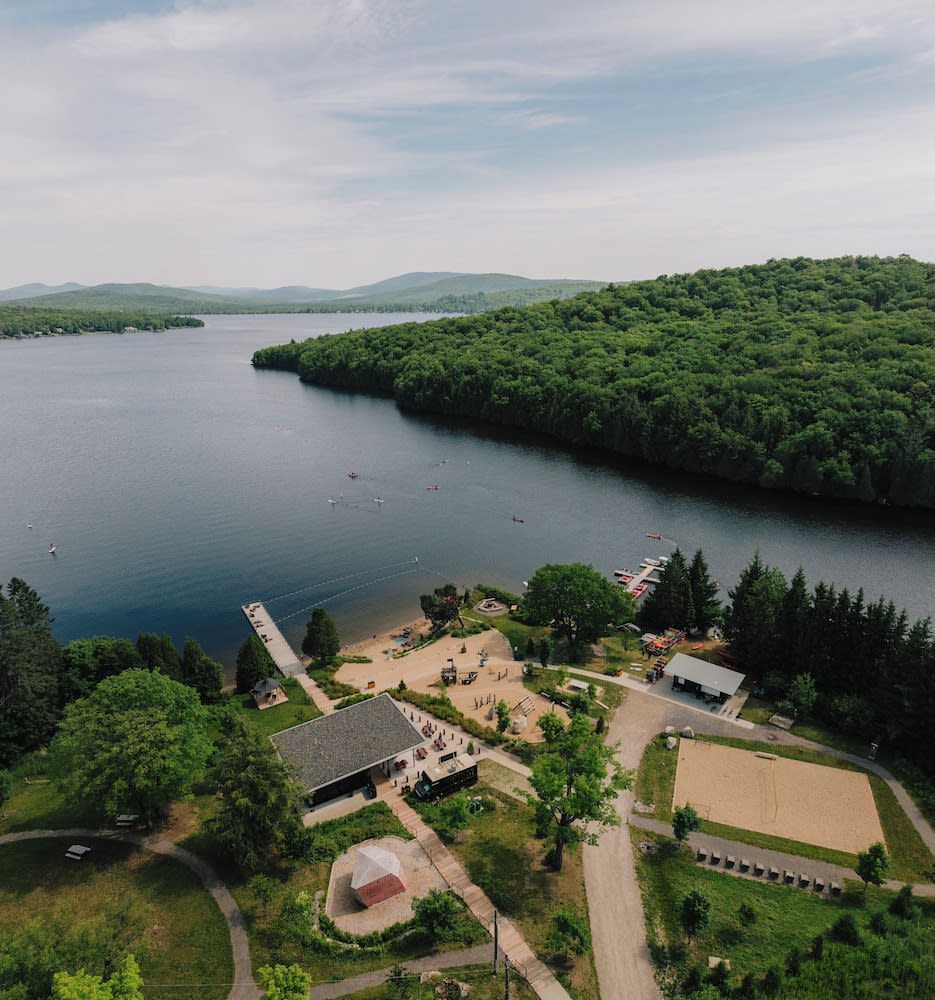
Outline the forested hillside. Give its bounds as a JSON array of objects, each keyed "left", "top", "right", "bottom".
[
  {"left": 253, "top": 255, "right": 935, "bottom": 508},
  {"left": 0, "top": 307, "right": 203, "bottom": 337}
]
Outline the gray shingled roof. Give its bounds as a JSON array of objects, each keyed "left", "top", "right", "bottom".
[
  {"left": 668, "top": 652, "right": 746, "bottom": 696},
  {"left": 271, "top": 693, "right": 425, "bottom": 793}
]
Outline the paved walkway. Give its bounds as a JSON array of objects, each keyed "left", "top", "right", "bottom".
[
  {"left": 0, "top": 827, "right": 260, "bottom": 1000},
  {"left": 309, "top": 944, "right": 494, "bottom": 999},
  {"left": 372, "top": 769, "right": 572, "bottom": 1000}
]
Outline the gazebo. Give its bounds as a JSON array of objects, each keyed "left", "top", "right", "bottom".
[{"left": 251, "top": 677, "right": 287, "bottom": 710}]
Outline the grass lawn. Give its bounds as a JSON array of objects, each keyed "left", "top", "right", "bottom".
[
  {"left": 0, "top": 837, "right": 231, "bottom": 1000},
  {"left": 440, "top": 781, "right": 600, "bottom": 1000},
  {"left": 632, "top": 828, "right": 858, "bottom": 992},
  {"left": 336, "top": 962, "right": 537, "bottom": 999},
  {"left": 635, "top": 733, "right": 935, "bottom": 883},
  {"left": 228, "top": 676, "right": 322, "bottom": 737}
]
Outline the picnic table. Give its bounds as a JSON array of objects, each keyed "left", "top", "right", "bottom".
[{"left": 65, "top": 845, "right": 92, "bottom": 861}]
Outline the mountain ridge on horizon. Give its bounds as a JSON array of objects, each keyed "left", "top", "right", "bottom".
[{"left": 0, "top": 271, "right": 608, "bottom": 314}]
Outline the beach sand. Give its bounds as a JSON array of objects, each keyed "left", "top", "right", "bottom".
[{"left": 336, "top": 619, "right": 563, "bottom": 739}]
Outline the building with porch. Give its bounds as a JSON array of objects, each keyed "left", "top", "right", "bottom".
[{"left": 271, "top": 692, "right": 425, "bottom": 805}]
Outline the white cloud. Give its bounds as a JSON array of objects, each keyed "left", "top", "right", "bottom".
[{"left": 1, "top": 0, "right": 934, "bottom": 285}]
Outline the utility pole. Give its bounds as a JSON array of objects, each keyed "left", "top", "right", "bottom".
[
  {"left": 493, "top": 910, "right": 499, "bottom": 975},
  {"left": 503, "top": 957, "right": 510, "bottom": 999}
]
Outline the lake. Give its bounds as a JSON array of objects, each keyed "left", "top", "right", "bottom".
[{"left": 2, "top": 313, "right": 933, "bottom": 676}]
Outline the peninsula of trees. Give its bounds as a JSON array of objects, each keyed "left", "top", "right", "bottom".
[
  {"left": 0, "top": 306, "right": 203, "bottom": 338},
  {"left": 253, "top": 255, "right": 935, "bottom": 508}
]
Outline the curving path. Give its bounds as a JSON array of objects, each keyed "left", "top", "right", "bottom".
[{"left": 0, "top": 828, "right": 260, "bottom": 1000}]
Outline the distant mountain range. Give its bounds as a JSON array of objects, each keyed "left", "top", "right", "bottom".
[{"left": 0, "top": 272, "right": 608, "bottom": 314}]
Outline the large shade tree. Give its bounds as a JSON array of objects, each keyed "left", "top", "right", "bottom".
[
  {"left": 48, "top": 668, "right": 212, "bottom": 825},
  {"left": 209, "top": 717, "right": 305, "bottom": 872},
  {"left": 523, "top": 562, "right": 632, "bottom": 647},
  {"left": 523, "top": 711, "right": 632, "bottom": 870},
  {"left": 0, "top": 577, "right": 63, "bottom": 765}
]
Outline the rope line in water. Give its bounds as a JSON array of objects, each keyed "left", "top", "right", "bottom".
[
  {"left": 271, "top": 559, "right": 424, "bottom": 623},
  {"left": 262, "top": 557, "right": 421, "bottom": 604}
]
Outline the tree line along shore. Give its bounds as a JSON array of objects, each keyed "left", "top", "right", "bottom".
[{"left": 254, "top": 254, "right": 935, "bottom": 509}]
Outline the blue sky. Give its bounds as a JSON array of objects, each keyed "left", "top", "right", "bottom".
[{"left": 2, "top": 0, "right": 934, "bottom": 287}]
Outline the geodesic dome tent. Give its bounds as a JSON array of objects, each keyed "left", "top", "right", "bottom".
[{"left": 351, "top": 845, "right": 407, "bottom": 907}]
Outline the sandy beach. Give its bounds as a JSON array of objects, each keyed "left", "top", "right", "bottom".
[{"left": 336, "top": 618, "right": 562, "bottom": 739}]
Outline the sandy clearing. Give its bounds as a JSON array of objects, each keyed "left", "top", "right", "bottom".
[
  {"left": 673, "top": 740, "right": 884, "bottom": 854},
  {"left": 336, "top": 622, "right": 567, "bottom": 738}
]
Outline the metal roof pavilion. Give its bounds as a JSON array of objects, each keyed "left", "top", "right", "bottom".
[{"left": 668, "top": 652, "right": 746, "bottom": 697}]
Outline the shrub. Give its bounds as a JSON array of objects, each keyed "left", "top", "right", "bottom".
[
  {"left": 889, "top": 884, "right": 918, "bottom": 920},
  {"left": 761, "top": 967, "right": 782, "bottom": 996},
  {"left": 830, "top": 913, "right": 862, "bottom": 946},
  {"left": 738, "top": 902, "right": 757, "bottom": 925}
]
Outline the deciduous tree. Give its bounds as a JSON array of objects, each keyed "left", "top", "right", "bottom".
[
  {"left": 48, "top": 668, "right": 211, "bottom": 825},
  {"left": 673, "top": 803, "right": 701, "bottom": 844},
  {"left": 419, "top": 583, "right": 463, "bottom": 632},
  {"left": 856, "top": 841, "right": 890, "bottom": 892},
  {"left": 523, "top": 711, "right": 632, "bottom": 871},
  {"left": 257, "top": 964, "right": 311, "bottom": 1000},
  {"left": 523, "top": 563, "right": 631, "bottom": 647},
  {"left": 680, "top": 889, "right": 711, "bottom": 941}
]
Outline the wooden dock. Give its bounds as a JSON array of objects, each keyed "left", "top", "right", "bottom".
[
  {"left": 241, "top": 602, "right": 334, "bottom": 714},
  {"left": 242, "top": 602, "right": 304, "bottom": 676}
]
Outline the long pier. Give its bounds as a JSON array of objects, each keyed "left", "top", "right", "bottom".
[
  {"left": 241, "top": 602, "right": 333, "bottom": 714},
  {"left": 242, "top": 602, "right": 304, "bottom": 676}
]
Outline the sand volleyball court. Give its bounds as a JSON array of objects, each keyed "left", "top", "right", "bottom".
[{"left": 672, "top": 740, "right": 884, "bottom": 855}]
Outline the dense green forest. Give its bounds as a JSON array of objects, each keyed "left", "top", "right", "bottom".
[
  {"left": 253, "top": 255, "right": 935, "bottom": 507},
  {"left": 0, "top": 306, "right": 203, "bottom": 337}
]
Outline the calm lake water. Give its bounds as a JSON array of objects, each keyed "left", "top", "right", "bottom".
[{"left": 2, "top": 313, "right": 933, "bottom": 676}]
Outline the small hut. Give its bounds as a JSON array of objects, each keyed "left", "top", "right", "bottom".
[
  {"left": 351, "top": 845, "right": 407, "bottom": 907},
  {"left": 251, "top": 677, "right": 287, "bottom": 710}
]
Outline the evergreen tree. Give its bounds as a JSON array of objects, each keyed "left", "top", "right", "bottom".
[
  {"left": 723, "top": 553, "right": 786, "bottom": 664},
  {"left": 774, "top": 567, "right": 811, "bottom": 675},
  {"left": 209, "top": 717, "right": 305, "bottom": 872},
  {"left": 688, "top": 549, "right": 720, "bottom": 633},
  {"left": 0, "top": 577, "right": 63, "bottom": 765},
  {"left": 236, "top": 633, "right": 275, "bottom": 694},
  {"left": 638, "top": 548, "right": 693, "bottom": 632},
  {"left": 180, "top": 637, "right": 224, "bottom": 703},
  {"left": 301, "top": 607, "right": 340, "bottom": 666}
]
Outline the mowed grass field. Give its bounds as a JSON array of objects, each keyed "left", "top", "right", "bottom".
[{"left": 0, "top": 837, "right": 231, "bottom": 1000}]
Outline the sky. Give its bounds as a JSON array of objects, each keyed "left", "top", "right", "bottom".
[{"left": 2, "top": 0, "right": 935, "bottom": 289}]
